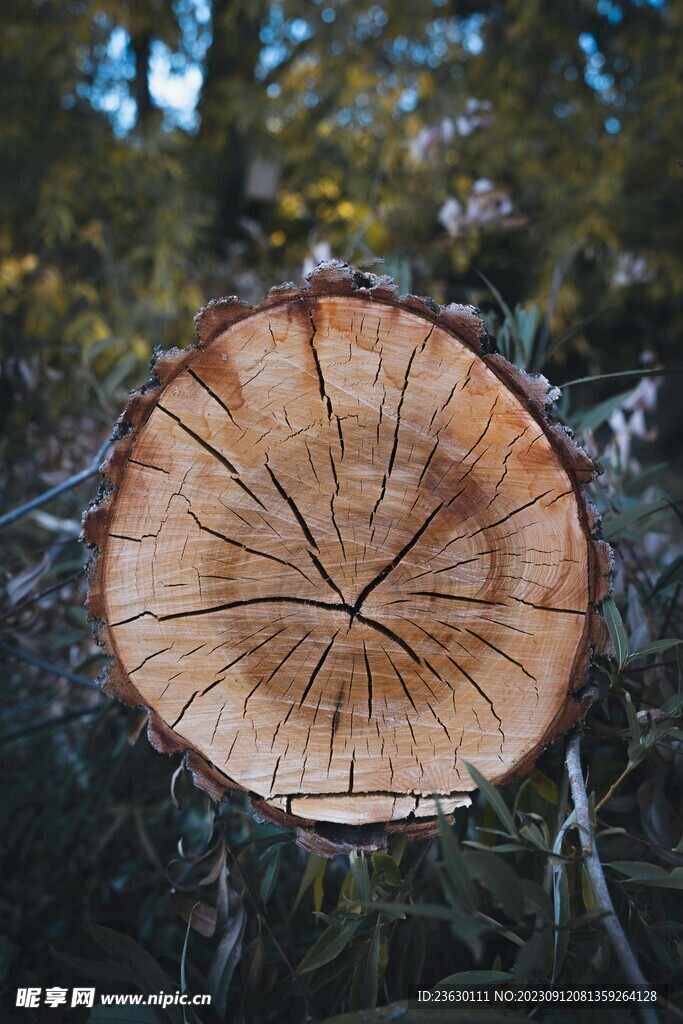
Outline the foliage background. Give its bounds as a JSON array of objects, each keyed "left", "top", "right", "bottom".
[{"left": 1, "top": 1, "right": 683, "bottom": 1021}]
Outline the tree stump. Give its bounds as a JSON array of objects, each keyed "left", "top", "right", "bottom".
[{"left": 84, "top": 262, "right": 612, "bottom": 855}]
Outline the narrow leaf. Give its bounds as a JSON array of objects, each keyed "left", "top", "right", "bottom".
[
  {"left": 465, "top": 762, "right": 516, "bottom": 835},
  {"left": 298, "top": 920, "right": 360, "bottom": 975},
  {"left": 571, "top": 387, "right": 637, "bottom": 433},
  {"left": 560, "top": 367, "right": 680, "bottom": 388},
  {"left": 602, "top": 597, "right": 629, "bottom": 668},
  {"left": 288, "top": 854, "right": 326, "bottom": 922},
  {"left": 349, "top": 920, "right": 381, "bottom": 1010},
  {"left": 603, "top": 498, "right": 670, "bottom": 541},
  {"left": 434, "top": 970, "right": 512, "bottom": 988},
  {"left": 349, "top": 849, "right": 372, "bottom": 908},
  {"left": 207, "top": 903, "right": 247, "bottom": 1018},
  {"left": 629, "top": 639, "right": 682, "bottom": 662}
]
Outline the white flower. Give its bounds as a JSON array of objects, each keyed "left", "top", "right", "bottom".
[
  {"left": 303, "top": 241, "right": 333, "bottom": 278},
  {"left": 440, "top": 117, "right": 455, "bottom": 143},
  {"left": 409, "top": 126, "right": 443, "bottom": 163},
  {"left": 438, "top": 197, "right": 464, "bottom": 237},
  {"left": 613, "top": 252, "right": 655, "bottom": 288}
]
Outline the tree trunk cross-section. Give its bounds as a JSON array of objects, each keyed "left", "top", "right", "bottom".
[{"left": 84, "top": 262, "right": 612, "bottom": 855}]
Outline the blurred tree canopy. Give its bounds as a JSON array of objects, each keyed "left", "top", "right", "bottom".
[{"left": 2, "top": 0, "right": 683, "bottom": 493}]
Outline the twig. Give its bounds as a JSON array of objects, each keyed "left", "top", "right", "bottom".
[
  {"left": 225, "top": 841, "right": 314, "bottom": 1018},
  {"left": 559, "top": 367, "right": 680, "bottom": 388},
  {"left": 595, "top": 762, "right": 633, "bottom": 812},
  {"left": 565, "top": 732, "right": 659, "bottom": 1024},
  {"left": 659, "top": 583, "right": 682, "bottom": 642},
  {"left": 0, "top": 567, "right": 86, "bottom": 625},
  {"left": 596, "top": 818, "right": 683, "bottom": 857},
  {"left": 0, "top": 434, "right": 113, "bottom": 531},
  {"left": 0, "top": 706, "right": 102, "bottom": 743},
  {"left": 0, "top": 640, "right": 101, "bottom": 692}
]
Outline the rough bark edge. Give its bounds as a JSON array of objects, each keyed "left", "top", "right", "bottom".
[{"left": 82, "top": 259, "right": 613, "bottom": 856}]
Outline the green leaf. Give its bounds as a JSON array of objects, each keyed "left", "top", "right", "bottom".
[
  {"left": 602, "top": 597, "right": 629, "bottom": 668},
  {"left": 528, "top": 768, "right": 558, "bottom": 804},
  {"left": 581, "top": 863, "right": 596, "bottom": 910},
  {"left": 537, "top": 305, "right": 617, "bottom": 370},
  {"left": 465, "top": 762, "right": 516, "bottom": 836},
  {"left": 298, "top": 920, "right": 360, "bottom": 975},
  {"left": 463, "top": 841, "right": 524, "bottom": 854},
  {"left": 518, "top": 822, "right": 549, "bottom": 851},
  {"left": 241, "top": 935, "right": 266, "bottom": 1003},
  {"left": 370, "top": 852, "right": 402, "bottom": 889},
  {"left": 560, "top": 367, "right": 679, "bottom": 388},
  {"left": 661, "top": 692, "right": 683, "bottom": 716},
  {"left": 437, "top": 811, "right": 479, "bottom": 911},
  {"left": 179, "top": 902, "right": 195, "bottom": 999},
  {"left": 602, "top": 498, "right": 670, "bottom": 541},
  {"left": 371, "top": 901, "right": 491, "bottom": 959},
  {"left": 477, "top": 270, "right": 521, "bottom": 360},
  {"left": 624, "top": 691, "right": 641, "bottom": 748},
  {"left": 628, "top": 639, "right": 683, "bottom": 662},
  {"left": 520, "top": 879, "right": 552, "bottom": 923},
  {"left": 434, "top": 970, "right": 513, "bottom": 989},
  {"left": 398, "top": 916, "right": 426, "bottom": 996},
  {"left": 516, "top": 304, "right": 539, "bottom": 367},
  {"left": 259, "top": 843, "right": 282, "bottom": 905},
  {"left": 349, "top": 919, "right": 382, "bottom": 1010},
  {"left": 647, "top": 555, "right": 683, "bottom": 601},
  {"left": 50, "top": 946, "right": 132, "bottom": 984},
  {"left": 86, "top": 927, "right": 181, "bottom": 1023},
  {"left": 307, "top": 941, "right": 365, "bottom": 996},
  {"left": 608, "top": 863, "right": 683, "bottom": 889},
  {"left": 207, "top": 903, "right": 246, "bottom": 1018},
  {"left": 571, "top": 387, "right": 637, "bottom": 433},
  {"left": 349, "top": 849, "right": 372, "bottom": 908},
  {"left": 370, "top": 901, "right": 460, "bottom": 923},
  {"left": 463, "top": 851, "right": 525, "bottom": 921},
  {"left": 551, "top": 809, "right": 575, "bottom": 981},
  {"left": 289, "top": 853, "right": 327, "bottom": 922}
]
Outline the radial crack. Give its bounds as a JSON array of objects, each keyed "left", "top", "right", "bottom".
[
  {"left": 265, "top": 461, "right": 319, "bottom": 550},
  {"left": 353, "top": 503, "right": 443, "bottom": 616},
  {"left": 187, "top": 368, "right": 242, "bottom": 431},
  {"left": 468, "top": 489, "right": 554, "bottom": 538},
  {"left": 157, "top": 405, "right": 265, "bottom": 510},
  {"left": 186, "top": 507, "right": 314, "bottom": 582},
  {"left": 299, "top": 633, "right": 337, "bottom": 707},
  {"left": 463, "top": 627, "right": 537, "bottom": 680}
]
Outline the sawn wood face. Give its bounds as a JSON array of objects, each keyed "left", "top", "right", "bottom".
[{"left": 94, "top": 291, "right": 604, "bottom": 831}]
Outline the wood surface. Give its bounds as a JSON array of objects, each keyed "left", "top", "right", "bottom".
[{"left": 84, "top": 261, "right": 612, "bottom": 853}]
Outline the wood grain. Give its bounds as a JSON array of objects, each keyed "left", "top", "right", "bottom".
[{"left": 84, "top": 262, "right": 612, "bottom": 852}]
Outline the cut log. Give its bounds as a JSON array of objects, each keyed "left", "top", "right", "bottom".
[{"left": 83, "top": 261, "right": 612, "bottom": 854}]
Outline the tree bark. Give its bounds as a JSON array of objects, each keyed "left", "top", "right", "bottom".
[
  {"left": 195, "top": 0, "right": 267, "bottom": 242},
  {"left": 131, "top": 31, "right": 152, "bottom": 128},
  {"left": 83, "top": 261, "right": 612, "bottom": 854}
]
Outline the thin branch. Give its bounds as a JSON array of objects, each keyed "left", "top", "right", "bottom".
[
  {"left": 224, "top": 840, "right": 314, "bottom": 1017},
  {"left": 596, "top": 818, "right": 683, "bottom": 857},
  {"left": 0, "top": 434, "right": 114, "bottom": 531},
  {"left": 0, "top": 706, "right": 102, "bottom": 743},
  {"left": 559, "top": 367, "right": 680, "bottom": 389},
  {"left": 595, "top": 761, "right": 634, "bottom": 813},
  {"left": 0, "top": 567, "right": 86, "bottom": 625},
  {"left": 659, "top": 583, "right": 682, "bottom": 642},
  {"left": 565, "top": 732, "right": 660, "bottom": 1024},
  {"left": 0, "top": 640, "right": 102, "bottom": 693}
]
